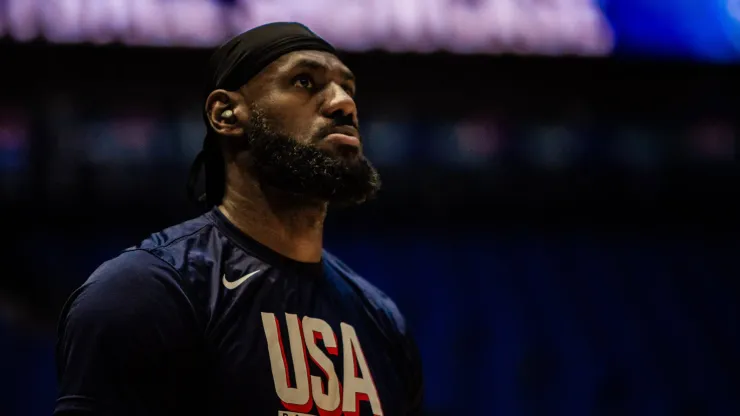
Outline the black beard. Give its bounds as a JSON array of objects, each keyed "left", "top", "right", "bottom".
[{"left": 240, "top": 110, "right": 381, "bottom": 207}]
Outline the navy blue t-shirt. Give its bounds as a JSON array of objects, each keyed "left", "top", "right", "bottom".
[{"left": 55, "top": 208, "right": 423, "bottom": 416}]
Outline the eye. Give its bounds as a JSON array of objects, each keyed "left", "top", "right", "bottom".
[{"left": 293, "top": 74, "right": 314, "bottom": 90}]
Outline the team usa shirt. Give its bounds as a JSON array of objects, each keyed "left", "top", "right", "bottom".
[{"left": 55, "top": 208, "right": 424, "bottom": 416}]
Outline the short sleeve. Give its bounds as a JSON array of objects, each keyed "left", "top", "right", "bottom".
[{"left": 55, "top": 250, "right": 203, "bottom": 416}]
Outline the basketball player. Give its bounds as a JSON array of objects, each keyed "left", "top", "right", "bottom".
[{"left": 55, "top": 22, "right": 423, "bottom": 416}]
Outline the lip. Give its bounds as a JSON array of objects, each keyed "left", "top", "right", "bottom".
[
  {"left": 324, "top": 133, "right": 361, "bottom": 147},
  {"left": 323, "top": 126, "right": 360, "bottom": 147}
]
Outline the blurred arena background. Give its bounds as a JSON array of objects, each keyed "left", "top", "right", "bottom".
[{"left": 1, "top": 1, "right": 739, "bottom": 415}]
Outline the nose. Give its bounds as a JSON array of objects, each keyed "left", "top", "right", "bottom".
[{"left": 321, "top": 83, "right": 357, "bottom": 124}]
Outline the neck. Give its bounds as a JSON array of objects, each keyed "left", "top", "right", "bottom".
[{"left": 219, "top": 171, "right": 327, "bottom": 263}]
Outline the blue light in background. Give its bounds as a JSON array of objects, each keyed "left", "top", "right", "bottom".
[{"left": 602, "top": 0, "right": 740, "bottom": 62}]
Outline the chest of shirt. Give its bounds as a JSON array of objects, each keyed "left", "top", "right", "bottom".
[{"left": 201, "top": 270, "right": 406, "bottom": 416}]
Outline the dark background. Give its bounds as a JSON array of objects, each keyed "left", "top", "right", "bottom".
[{"left": 1, "top": 39, "right": 739, "bottom": 415}]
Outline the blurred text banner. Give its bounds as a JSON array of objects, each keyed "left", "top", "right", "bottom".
[{"left": 0, "top": 0, "right": 612, "bottom": 55}]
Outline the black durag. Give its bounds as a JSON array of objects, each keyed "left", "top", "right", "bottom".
[{"left": 187, "top": 22, "right": 336, "bottom": 208}]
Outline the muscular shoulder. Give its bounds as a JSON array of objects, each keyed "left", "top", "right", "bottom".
[
  {"left": 66, "top": 212, "right": 225, "bottom": 331},
  {"left": 60, "top": 249, "right": 197, "bottom": 330},
  {"left": 122, "top": 214, "right": 229, "bottom": 305}
]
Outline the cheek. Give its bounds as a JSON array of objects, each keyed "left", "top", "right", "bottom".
[
  {"left": 260, "top": 96, "right": 322, "bottom": 143},
  {"left": 266, "top": 111, "right": 310, "bottom": 141},
  {"left": 285, "top": 116, "right": 324, "bottom": 144}
]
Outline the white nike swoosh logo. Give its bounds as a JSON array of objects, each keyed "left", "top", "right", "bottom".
[{"left": 222, "top": 269, "right": 262, "bottom": 290}]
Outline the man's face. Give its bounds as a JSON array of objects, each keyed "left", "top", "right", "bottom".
[{"left": 234, "top": 50, "right": 380, "bottom": 206}]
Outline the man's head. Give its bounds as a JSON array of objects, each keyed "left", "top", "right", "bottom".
[{"left": 193, "top": 23, "right": 380, "bottom": 208}]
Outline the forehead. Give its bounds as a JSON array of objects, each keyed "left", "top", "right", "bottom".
[{"left": 268, "top": 50, "right": 353, "bottom": 79}]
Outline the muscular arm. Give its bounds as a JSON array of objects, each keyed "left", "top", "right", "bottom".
[{"left": 55, "top": 250, "right": 202, "bottom": 416}]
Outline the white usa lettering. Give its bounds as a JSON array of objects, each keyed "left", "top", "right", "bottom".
[{"left": 261, "top": 312, "right": 384, "bottom": 416}]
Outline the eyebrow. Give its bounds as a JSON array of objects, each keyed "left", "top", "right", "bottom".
[{"left": 290, "top": 58, "right": 355, "bottom": 83}]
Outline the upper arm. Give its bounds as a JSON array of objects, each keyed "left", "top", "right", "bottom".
[{"left": 55, "top": 250, "right": 202, "bottom": 416}]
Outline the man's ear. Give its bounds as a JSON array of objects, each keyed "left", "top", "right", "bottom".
[{"left": 205, "top": 89, "right": 247, "bottom": 137}]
